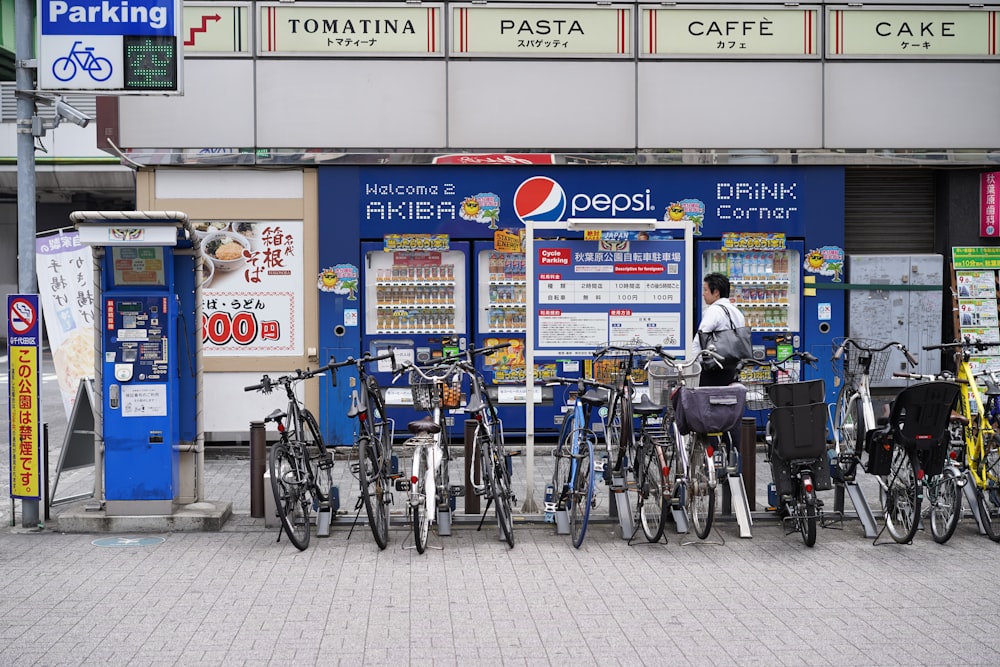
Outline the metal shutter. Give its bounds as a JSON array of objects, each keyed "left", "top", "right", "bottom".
[{"left": 844, "top": 168, "right": 936, "bottom": 255}]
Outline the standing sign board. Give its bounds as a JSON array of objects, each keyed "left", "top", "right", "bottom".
[
  {"left": 8, "top": 295, "right": 42, "bottom": 500},
  {"left": 37, "top": 0, "right": 184, "bottom": 93}
]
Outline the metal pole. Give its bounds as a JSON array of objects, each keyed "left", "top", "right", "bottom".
[
  {"left": 16, "top": 0, "right": 40, "bottom": 528},
  {"left": 249, "top": 421, "right": 266, "bottom": 518}
]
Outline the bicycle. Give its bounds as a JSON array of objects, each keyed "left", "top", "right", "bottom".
[
  {"left": 452, "top": 343, "right": 517, "bottom": 548},
  {"left": 862, "top": 379, "right": 960, "bottom": 544},
  {"left": 546, "top": 374, "right": 615, "bottom": 548},
  {"left": 329, "top": 349, "right": 396, "bottom": 550},
  {"left": 740, "top": 352, "right": 829, "bottom": 547},
  {"left": 671, "top": 349, "right": 745, "bottom": 540},
  {"left": 892, "top": 369, "right": 966, "bottom": 544},
  {"left": 393, "top": 358, "right": 463, "bottom": 553},
  {"left": 593, "top": 343, "right": 682, "bottom": 543},
  {"left": 244, "top": 362, "right": 336, "bottom": 551},
  {"left": 52, "top": 40, "right": 113, "bottom": 82},
  {"left": 830, "top": 338, "right": 918, "bottom": 484},
  {"left": 923, "top": 338, "right": 1000, "bottom": 541},
  {"left": 637, "top": 352, "right": 704, "bottom": 543}
]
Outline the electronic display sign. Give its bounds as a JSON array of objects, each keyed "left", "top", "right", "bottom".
[{"left": 37, "top": 0, "right": 183, "bottom": 93}]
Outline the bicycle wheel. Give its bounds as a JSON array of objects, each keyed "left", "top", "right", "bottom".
[
  {"left": 688, "top": 436, "right": 716, "bottom": 540},
  {"left": 480, "top": 423, "right": 515, "bottom": 548},
  {"left": 636, "top": 434, "right": 668, "bottom": 543},
  {"left": 798, "top": 490, "right": 817, "bottom": 548},
  {"left": 300, "top": 409, "right": 332, "bottom": 505},
  {"left": 928, "top": 467, "right": 961, "bottom": 544},
  {"left": 412, "top": 448, "right": 431, "bottom": 554},
  {"left": 569, "top": 435, "right": 595, "bottom": 549},
  {"left": 357, "top": 435, "right": 389, "bottom": 550},
  {"left": 882, "top": 445, "right": 921, "bottom": 544},
  {"left": 364, "top": 374, "right": 391, "bottom": 450},
  {"left": 833, "top": 385, "right": 860, "bottom": 481},
  {"left": 269, "top": 441, "right": 311, "bottom": 551},
  {"left": 606, "top": 391, "right": 633, "bottom": 476},
  {"left": 979, "top": 444, "right": 1000, "bottom": 541}
]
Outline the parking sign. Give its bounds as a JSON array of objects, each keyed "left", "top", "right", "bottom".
[{"left": 37, "top": 0, "right": 183, "bottom": 93}]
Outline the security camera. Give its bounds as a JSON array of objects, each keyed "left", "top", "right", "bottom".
[{"left": 53, "top": 97, "right": 90, "bottom": 128}]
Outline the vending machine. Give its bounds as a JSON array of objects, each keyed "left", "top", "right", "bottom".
[
  {"left": 472, "top": 240, "right": 560, "bottom": 435},
  {"left": 360, "top": 239, "right": 471, "bottom": 439},
  {"left": 699, "top": 235, "right": 803, "bottom": 360}
]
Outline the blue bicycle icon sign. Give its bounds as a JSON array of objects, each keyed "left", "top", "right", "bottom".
[{"left": 52, "top": 41, "right": 113, "bottom": 82}]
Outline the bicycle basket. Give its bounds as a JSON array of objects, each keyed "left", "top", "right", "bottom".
[
  {"left": 647, "top": 360, "right": 700, "bottom": 404},
  {"left": 832, "top": 337, "right": 892, "bottom": 385},
  {"left": 409, "top": 368, "right": 462, "bottom": 410},
  {"left": 673, "top": 385, "right": 747, "bottom": 435},
  {"left": 743, "top": 368, "right": 801, "bottom": 412},
  {"left": 589, "top": 350, "right": 647, "bottom": 386}
]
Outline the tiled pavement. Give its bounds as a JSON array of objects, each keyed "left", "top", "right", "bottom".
[{"left": 2, "top": 352, "right": 1000, "bottom": 665}]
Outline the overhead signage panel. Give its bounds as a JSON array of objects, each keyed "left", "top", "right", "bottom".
[
  {"left": 37, "top": 0, "right": 183, "bottom": 92},
  {"left": 827, "top": 7, "right": 999, "bottom": 58},
  {"left": 641, "top": 6, "right": 820, "bottom": 58},
  {"left": 183, "top": 2, "right": 251, "bottom": 55},
  {"left": 257, "top": 2, "right": 443, "bottom": 56},
  {"left": 451, "top": 3, "right": 632, "bottom": 58}
]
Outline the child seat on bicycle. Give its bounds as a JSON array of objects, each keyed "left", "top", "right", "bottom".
[
  {"left": 866, "top": 381, "right": 960, "bottom": 477},
  {"left": 767, "top": 380, "right": 827, "bottom": 461}
]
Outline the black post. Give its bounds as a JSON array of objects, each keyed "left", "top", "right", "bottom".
[
  {"left": 464, "top": 420, "right": 479, "bottom": 514},
  {"left": 250, "top": 421, "right": 266, "bottom": 518}
]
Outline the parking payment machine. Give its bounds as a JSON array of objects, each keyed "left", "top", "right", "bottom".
[{"left": 74, "top": 212, "right": 202, "bottom": 516}]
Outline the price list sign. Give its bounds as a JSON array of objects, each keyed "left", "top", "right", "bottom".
[{"left": 533, "top": 238, "right": 686, "bottom": 357}]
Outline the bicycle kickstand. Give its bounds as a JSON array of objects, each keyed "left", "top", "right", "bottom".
[{"left": 476, "top": 496, "right": 494, "bottom": 532}]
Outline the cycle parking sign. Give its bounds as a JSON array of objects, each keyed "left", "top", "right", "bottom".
[{"left": 38, "top": 0, "right": 183, "bottom": 93}]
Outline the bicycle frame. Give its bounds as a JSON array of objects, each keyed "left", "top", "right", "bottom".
[{"left": 955, "top": 357, "right": 994, "bottom": 491}]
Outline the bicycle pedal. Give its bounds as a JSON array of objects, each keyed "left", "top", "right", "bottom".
[
  {"left": 448, "top": 484, "right": 465, "bottom": 497},
  {"left": 395, "top": 478, "right": 411, "bottom": 492},
  {"left": 349, "top": 463, "right": 361, "bottom": 474},
  {"left": 316, "top": 456, "right": 335, "bottom": 471}
]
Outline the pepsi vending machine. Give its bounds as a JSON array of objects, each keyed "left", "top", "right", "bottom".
[{"left": 360, "top": 236, "right": 470, "bottom": 439}]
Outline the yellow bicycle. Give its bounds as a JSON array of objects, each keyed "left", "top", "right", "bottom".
[{"left": 924, "top": 338, "right": 1000, "bottom": 541}]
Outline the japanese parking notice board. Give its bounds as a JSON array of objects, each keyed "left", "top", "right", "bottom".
[
  {"left": 533, "top": 238, "right": 686, "bottom": 358},
  {"left": 8, "top": 295, "right": 41, "bottom": 500}
]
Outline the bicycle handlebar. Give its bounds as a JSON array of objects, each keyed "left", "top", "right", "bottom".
[
  {"left": 244, "top": 362, "right": 335, "bottom": 394},
  {"left": 892, "top": 370, "right": 948, "bottom": 382},
  {"left": 545, "top": 375, "right": 616, "bottom": 392},
  {"left": 327, "top": 349, "right": 397, "bottom": 387},
  {"left": 834, "top": 338, "right": 918, "bottom": 366},
  {"left": 737, "top": 351, "right": 817, "bottom": 372},
  {"left": 924, "top": 338, "right": 1000, "bottom": 354}
]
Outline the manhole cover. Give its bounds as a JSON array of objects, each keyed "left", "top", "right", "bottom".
[{"left": 91, "top": 536, "right": 165, "bottom": 547}]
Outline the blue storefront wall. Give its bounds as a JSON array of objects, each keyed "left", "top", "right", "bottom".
[{"left": 317, "top": 165, "right": 845, "bottom": 444}]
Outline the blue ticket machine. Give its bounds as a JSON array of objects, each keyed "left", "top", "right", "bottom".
[{"left": 77, "top": 215, "right": 200, "bottom": 516}]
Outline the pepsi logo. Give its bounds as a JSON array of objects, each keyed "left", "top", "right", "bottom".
[{"left": 514, "top": 177, "right": 566, "bottom": 223}]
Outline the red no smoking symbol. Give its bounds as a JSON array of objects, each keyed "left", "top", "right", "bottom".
[{"left": 9, "top": 298, "right": 37, "bottom": 335}]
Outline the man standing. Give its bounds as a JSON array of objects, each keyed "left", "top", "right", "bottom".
[{"left": 692, "top": 272, "right": 747, "bottom": 387}]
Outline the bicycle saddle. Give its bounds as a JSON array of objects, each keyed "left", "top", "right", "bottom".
[
  {"left": 580, "top": 388, "right": 609, "bottom": 407},
  {"left": 633, "top": 394, "right": 664, "bottom": 416},
  {"left": 407, "top": 415, "right": 441, "bottom": 436}
]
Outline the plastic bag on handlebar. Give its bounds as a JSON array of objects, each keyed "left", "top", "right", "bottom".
[{"left": 673, "top": 384, "right": 747, "bottom": 435}]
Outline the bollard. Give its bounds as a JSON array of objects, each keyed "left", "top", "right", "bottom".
[
  {"left": 250, "top": 421, "right": 266, "bottom": 519},
  {"left": 464, "top": 419, "right": 480, "bottom": 514},
  {"left": 740, "top": 417, "right": 757, "bottom": 511}
]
